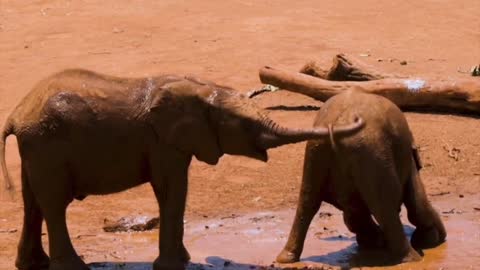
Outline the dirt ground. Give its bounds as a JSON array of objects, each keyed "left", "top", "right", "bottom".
[{"left": 0, "top": 1, "right": 479, "bottom": 269}]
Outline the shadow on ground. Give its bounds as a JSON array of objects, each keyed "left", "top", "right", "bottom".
[
  {"left": 265, "top": 105, "right": 321, "bottom": 111},
  {"left": 89, "top": 257, "right": 267, "bottom": 270},
  {"left": 302, "top": 225, "right": 421, "bottom": 268}
]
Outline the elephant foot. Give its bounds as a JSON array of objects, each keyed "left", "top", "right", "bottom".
[
  {"left": 153, "top": 257, "right": 186, "bottom": 270},
  {"left": 154, "top": 244, "right": 190, "bottom": 270},
  {"left": 276, "top": 248, "right": 300, "bottom": 264},
  {"left": 400, "top": 248, "right": 422, "bottom": 263},
  {"left": 411, "top": 227, "right": 446, "bottom": 249},
  {"left": 385, "top": 246, "right": 422, "bottom": 264},
  {"left": 179, "top": 245, "right": 191, "bottom": 263},
  {"left": 356, "top": 229, "right": 385, "bottom": 250},
  {"left": 15, "top": 250, "right": 50, "bottom": 270},
  {"left": 48, "top": 256, "right": 89, "bottom": 270}
]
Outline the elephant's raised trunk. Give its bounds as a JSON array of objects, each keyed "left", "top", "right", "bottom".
[{"left": 257, "top": 115, "right": 364, "bottom": 149}]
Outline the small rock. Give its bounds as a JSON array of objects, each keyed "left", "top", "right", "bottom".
[
  {"left": 103, "top": 216, "right": 159, "bottom": 232},
  {"left": 442, "top": 209, "right": 455, "bottom": 214},
  {"left": 400, "top": 60, "right": 408, "bottom": 65},
  {"left": 459, "top": 194, "right": 464, "bottom": 198},
  {"left": 0, "top": 228, "right": 17, "bottom": 233},
  {"left": 221, "top": 214, "right": 240, "bottom": 219},
  {"left": 205, "top": 225, "right": 209, "bottom": 229},
  {"left": 112, "top": 27, "right": 124, "bottom": 34},
  {"left": 249, "top": 215, "right": 275, "bottom": 223},
  {"left": 471, "top": 65, "right": 480, "bottom": 76}
]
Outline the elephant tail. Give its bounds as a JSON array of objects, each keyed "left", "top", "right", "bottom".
[
  {"left": 0, "top": 117, "right": 15, "bottom": 197},
  {"left": 327, "top": 123, "right": 338, "bottom": 153}
]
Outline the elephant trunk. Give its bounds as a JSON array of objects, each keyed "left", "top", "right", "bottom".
[{"left": 257, "top": 115, "right": 364, "bottom": 149}]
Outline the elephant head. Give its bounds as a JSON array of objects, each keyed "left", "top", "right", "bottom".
[{"left": 149, "top": 76, "right": 364, "bottom": 165}]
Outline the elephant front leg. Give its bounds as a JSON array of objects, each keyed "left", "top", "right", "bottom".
[
  {"left": 404, "top": 161, "right": 446, "bottom": 249},
  {"left": 355, "top": 162, "right": 421, "bottom": 263},
  {"left": 151, "top": 155, "right": 191, "bottom": 270}
]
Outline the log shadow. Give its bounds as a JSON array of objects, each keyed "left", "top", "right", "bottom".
[
  {"left": 265, "top": 102, "right": 480, "bottom": 119},
  {"left": 401, "top": 106, "right": 480, "bottom": 119},
  {"left": 265, "top": 105, "right": 321, "bottom": 111}
]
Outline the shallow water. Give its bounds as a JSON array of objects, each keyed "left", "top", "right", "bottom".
[{"left": 88, "top": 196, "right": 479, "bottom": 270}]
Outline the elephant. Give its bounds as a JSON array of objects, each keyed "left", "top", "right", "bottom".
[
  {"left": 276, "top": 89, "right": 446, "bottom": 265},
  {"left": 0, "top": 69, "right": 365, "bottom": 270}
]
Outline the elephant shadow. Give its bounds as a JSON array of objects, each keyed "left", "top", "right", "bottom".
[
  {"left": 88, "top": 256, "right": 266, "bottom": 270},
  {"left": 302, "top": 224, "right": 420, "bottom": 268}
]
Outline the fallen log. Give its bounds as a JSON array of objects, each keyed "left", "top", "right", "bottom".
[
  {"left": 259, "top": 66, "right": 480, "bottom": 115},
  {"left": 300, "top": 54, "right": 401, "bottom": 81}
]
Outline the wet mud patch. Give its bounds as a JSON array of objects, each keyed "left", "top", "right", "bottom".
[{"left": 85, "top": 196, "right": 479, "bottom": 270}]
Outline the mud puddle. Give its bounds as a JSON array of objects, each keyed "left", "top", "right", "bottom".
[{"left": 87, "top": 196, "right": 479, "bottom": 270}]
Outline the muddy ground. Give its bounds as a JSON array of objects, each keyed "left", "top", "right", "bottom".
[{"left": 0, "top": 1, "right": 479, "bottom": 269}]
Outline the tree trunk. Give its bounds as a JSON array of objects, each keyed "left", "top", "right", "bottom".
[{"left": 259, "top": 66, "right": 480, "bottom": 115}]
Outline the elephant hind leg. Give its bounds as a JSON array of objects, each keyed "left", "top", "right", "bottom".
[
  {"left": 15, "top": 165, "right": 50, "bottom": 270},
  {"left": 27, "top": 163, "right": 89, "bottom": 270},
  {"left": 354, "top": 161, "right": 420, "bottom": 263},
  {"left": 404, "top": 160, "right": 446, "bottom": 249},
  {"left": 343, "top": 201, "right": 384, "bottom": 250}
]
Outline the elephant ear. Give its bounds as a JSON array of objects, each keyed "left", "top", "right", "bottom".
[
  {"left": 148, "top": 81, "right": 222, "bottom": 165},
  {"left": 165, "top": 116, "right": 222, "bottom": 165}
]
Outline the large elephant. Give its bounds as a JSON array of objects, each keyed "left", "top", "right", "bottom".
[
  {"left": 276, "top": 90, "right": 446, "bottom": 265},
  {"left": 0, "top": 69, "right": 364, "bottom": 270}
]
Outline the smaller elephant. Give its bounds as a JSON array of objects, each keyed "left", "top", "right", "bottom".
[
  {"left": 277, "top": 90, "right": 446, "bottom": 264},
  {"left": 0, "top": 69, "right": 364, "bottom": 270}
]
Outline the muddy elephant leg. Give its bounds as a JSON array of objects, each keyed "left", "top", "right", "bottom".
[
  {"left": 404, "top": 161, "right": 446, "bottom": 249},
  {"left": 28, "top": 166, "right": 88, "bottom": 270},
  {"left": 343, "top": 207, "right": 384, "bottom": 250},
  {"left": 151, "top": 152, "right": 191, "bottom": 270},
  {"left": 277, "top": 143, "right": 329, "bottom": 263},
  {"left": 354, "top": 161, "right": 421, "bottom": 263},
  {"left": 15, "top": 166, "right": 50, "bottom": 270}
]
